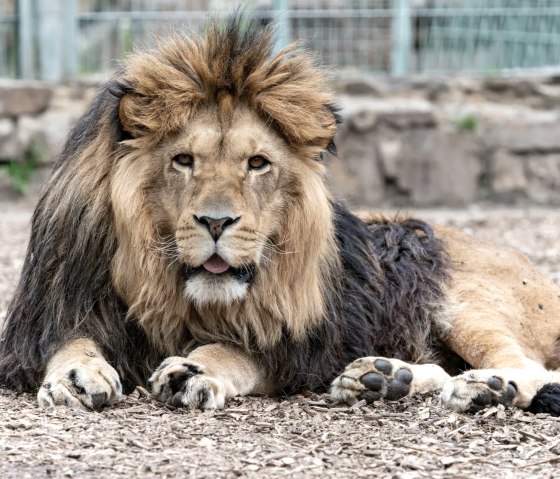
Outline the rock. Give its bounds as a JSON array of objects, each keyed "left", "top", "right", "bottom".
[
  {"left": 377, "top": 134, "right": 402, "bottom": 180},
  {"left": 18, "top": 108, "right": 80, "bottom": 163},
  {"left": 341, "top": 77, "right": 386, "bottom": 96},
  {"left": 0, "top": 118, "right": 24, "bottom": 160},
  {"left": 454, "top": 77, "right": 481, "bottom": 95},
  {"left": 426, "top": 81, "right": 451, "bottom": 102},
  {"left": 0, "top": 81, "right": 53, "bottom": 118},
  {"left": 525, "top": 154, "right": 560, "bottom": 204},
  {"left": 397, "top": 129, "right": 483, "bottom": 205},
  {"left": 483, "top": 78, "right": 540, "bottom": 97},
  {"left": 440, "top": 102, "right": 557, "bottom": 126},
  {"left": 486, "top": 122, "right": 560, "bottom": 154},
  {"left": 348, "top": 109, "right": 377, "bottom": 133},
  {"left": 379, "top": 109, "right": 436, "bottom": 130},
  {"left": 490, "top": 149, "right": 528, "bottom": 196},
  {"left": 339, "top": 96, "right": 436, "bottom": 131},
  {"left": 329, "top": 126, "right": 384, "bottom": 206}
]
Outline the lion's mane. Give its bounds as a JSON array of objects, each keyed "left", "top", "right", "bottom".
[{"left": 0, "top": 16, "right": 449, "bottom": 394}]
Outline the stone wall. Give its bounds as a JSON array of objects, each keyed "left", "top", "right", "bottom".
[
  {"left": 0, "top": 80, "right": 97, "bottom": 165},
  {"left": 330, "top": 76, "right": 560, "bottom": 207},
  {"left": 1, "top": 77, "right": 560, "bottom": 206},
  {"left": 0, "top": 81, "right": 97, "bottom": 198}
]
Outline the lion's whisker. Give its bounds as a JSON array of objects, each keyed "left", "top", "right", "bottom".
[{"left": 254, "top": 232, "right": 298, "bottom": 256}]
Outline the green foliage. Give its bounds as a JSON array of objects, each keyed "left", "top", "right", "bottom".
[
  {"left": 0, "top": 149, "right": 40, "bottom": 195},
  {"left": 456, "top": 115, "right": 478, "bottom": 132}
]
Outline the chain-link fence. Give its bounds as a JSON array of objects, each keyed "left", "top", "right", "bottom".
[{"left": 1, "top": 0, "right": 560, "bottom": 81}]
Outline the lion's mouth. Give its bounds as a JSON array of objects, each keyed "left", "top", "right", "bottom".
[{"left": 182, "top": 257, "right": 256, "bottom": 284}]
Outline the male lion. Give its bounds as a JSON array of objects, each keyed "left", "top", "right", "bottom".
[{"left": 1, "top": 17, "right": 559, "bottom": 415}]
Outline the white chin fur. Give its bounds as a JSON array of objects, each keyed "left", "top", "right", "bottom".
[{"left": 185, "top": 273, "right": 248, "bottom": 307}]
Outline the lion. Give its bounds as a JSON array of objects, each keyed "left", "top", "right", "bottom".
[{"left": 1, "top": 16, "right": 559, "bottom": 416}]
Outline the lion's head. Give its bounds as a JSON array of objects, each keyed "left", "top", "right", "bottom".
[{"left": 105, "top": 17, "right": 340, "bottom": 350}]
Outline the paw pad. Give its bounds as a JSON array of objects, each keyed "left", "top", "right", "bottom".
[
  {"left": 373, "top": 359, "right": 393, "bottom": 375},
  {"left": 90, "top": 392, "right": 108, "bottom": 409},
  {"left": 394, "top": 368, "right": 413, "bottom": 384},
  {"left": 360, "top": 372, "right": 384, "bottom": 391},
  {"left": 487, "top": 376, "right": 503, "bottom": 391},
  {"left": 386, "top": 376, "right": 411, "bottom": 400},
  {"left": 500, "top": 383, "right": 517, "bottom": 404},
  {"left": 468, "top": 380, "right": 517, "bottom": 412},
  {"left": 357, "top": 367, "right": 412, "bottom": 403}
]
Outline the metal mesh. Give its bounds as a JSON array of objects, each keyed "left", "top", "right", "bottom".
[
  {"left": 416, "top": 0, "right": 560, "bottom": 75},
  {"left": 1, "top": 0, "right": 560, "bottom": 80}
]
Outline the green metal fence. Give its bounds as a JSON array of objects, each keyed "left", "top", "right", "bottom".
[
  {"left": 0, "top": 0, "right": 17, "bottom": 78},
  {"left": 417, "top": 0, "right": 560, "bottom": 75},
  {"left": 1, "top": 0, "right": 560, "bottom": 80}
]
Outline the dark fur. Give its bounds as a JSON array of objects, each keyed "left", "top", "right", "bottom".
[
  {"left": 527, "top": 383, "right": 560, "bottom": 416},
  {"left": 0, "top": 83, "right": 158, "bottom": 393}
]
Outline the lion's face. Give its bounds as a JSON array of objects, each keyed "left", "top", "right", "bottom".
[{"left": 146, "top": 106, "right": 303, "bottom": 306}]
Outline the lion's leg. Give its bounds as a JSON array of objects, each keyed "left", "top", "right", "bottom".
[
  {"left": 330, "top": 357, "right": 450, "bottom": 405},
  {"left": 149, "top": 343, "right": 274, "bottom": 409},
  {"left": 435, "top": 226, "right": 560, "bottom": 415},
  {"left": 37, "top": 338, "right": 122, "bottom": 410}
]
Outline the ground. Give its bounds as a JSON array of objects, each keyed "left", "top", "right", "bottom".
[{"left": 1, "top": 201, "right": 559, "bottom": 478}]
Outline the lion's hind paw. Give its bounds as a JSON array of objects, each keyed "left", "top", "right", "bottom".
[
  {"left": 440, "top": 371, "right": 518, "bottom": 413},
  {"left": 330, "top": 357, "right": 414, "bottom": 405},
  {"left": 149, "top": 357, "right": 226, "bottom": 410}
]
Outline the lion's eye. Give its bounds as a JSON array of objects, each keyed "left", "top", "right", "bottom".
[
  {"left": 248, "top": 155, "right": 270, "bottom": 170},
  {"left": 172, "top": 153, "right": 194, "bottom": 168}
]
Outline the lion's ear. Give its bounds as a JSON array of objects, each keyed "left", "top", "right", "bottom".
[
  {"left": 325, "top": 104, "right": 342, "bottom": 156},
  {"left": 118, "top": 93, "right": 147, "bottom": 138},
  {"left": 118, "top": 90, "right": 192, "bottom": 141}
]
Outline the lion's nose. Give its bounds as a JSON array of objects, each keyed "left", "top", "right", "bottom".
[{"left": 194, "top": 215, "right": 240, "bottom": 241}]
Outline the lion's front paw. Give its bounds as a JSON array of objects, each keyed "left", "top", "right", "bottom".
[
  {"left": 440, "top": 371, "right": 517, "bottom": 413},
  {"left": 38, "top": 357, "right": 122, "bottom": 410},
  {"left": 149, "top": 357, "right": 226, "bottom": 410},
  {"left": 331, "top": 357, "right": 414, "bottom": 405}
]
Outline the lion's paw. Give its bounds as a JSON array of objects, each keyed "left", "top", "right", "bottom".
[
  {"left": 440, "top": 371, "right": 517, "bottom": 413},
  {"left": 149, "top": 357, "right": 226, "bottom": 410},
  {"left": 38, "top": 357, "right": 122, "bottom": 410},
  {"left": 331, "top": 357, "right": 414, "bottom": 405}
]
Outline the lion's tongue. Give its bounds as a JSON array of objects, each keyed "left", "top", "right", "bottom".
[{"left": 203, "top": 254, "right": 230, "bottom": 274}]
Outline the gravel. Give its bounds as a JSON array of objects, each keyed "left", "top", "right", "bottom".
[{"left": 1, "top": 201, "right": 559, "bottom": 479}]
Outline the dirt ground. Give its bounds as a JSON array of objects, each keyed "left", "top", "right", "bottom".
[{"left": 1, "top": 200, "right": 560, "bottom": 479}]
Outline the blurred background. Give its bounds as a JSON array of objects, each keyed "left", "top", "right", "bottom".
[{"left": 0, "top": 0, "right": 560, "bottom": 207}]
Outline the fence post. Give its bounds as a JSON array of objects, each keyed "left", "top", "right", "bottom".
[
  {"left": 62, "top": 0, "right": 78, "bottom": 80},
  {"left": 391, "top": 0, "right": 412, "bottom": 77},
  {"left": 17, "top": 0, "right": 35, "bottom": 79},
  {"left": 273, "top": 0, "right": 290, "bottom": 54},
  {"left": 36, "top": 0, "right": 64, "bottom": 81}
]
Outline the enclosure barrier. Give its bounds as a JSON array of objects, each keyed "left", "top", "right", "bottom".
[{"left": 1, "top": 0, "right": 560, "bottom": 81}]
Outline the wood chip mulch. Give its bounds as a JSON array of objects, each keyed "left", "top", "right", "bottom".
[{"left": 1, "top": 389, "right": 560, "bottom": 478}]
